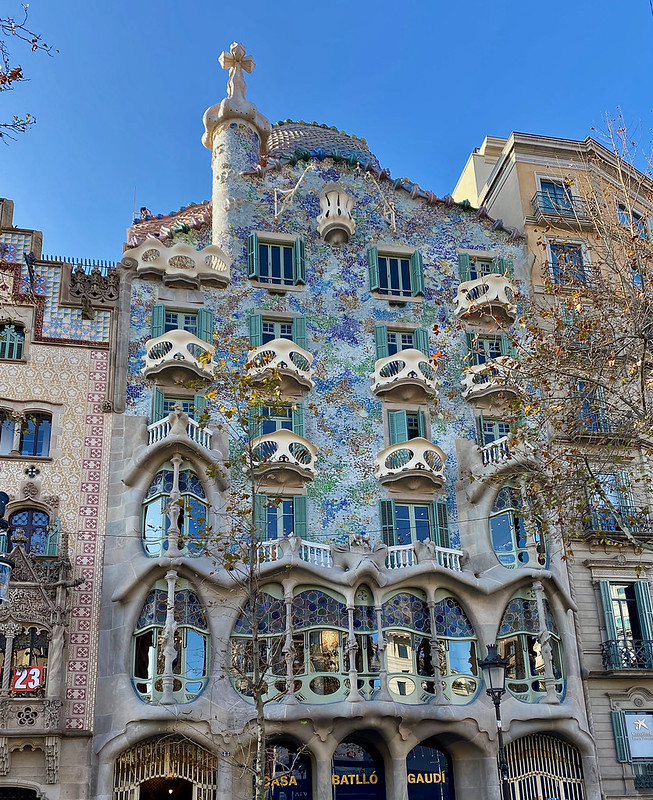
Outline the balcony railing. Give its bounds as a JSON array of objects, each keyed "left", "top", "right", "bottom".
[
  {"left": 386, "top": 542, "right": 462, "bottom": 571},
  {"left": 531, "top": 191, "right": 592, "bottom": 225},
  {"left": 584, "top": 505, "right": 649, "bottom": 535},
  {"left": 374, "top": 438, "right": 446, "bottom": 492},
  {"left": 372, "top": 348, "right": 439, "bottom": 402},
  {"left": 247, "top": 338, "right": 314, "bottom": 392},
  {"left": 632, "top": 762, "right": 653, "bottom": 789},
  {"left": 480, "top": 436, "right": 511, "bottom": 465},
  {"left": 256, "top": 538, "right": 461, "bottom": 572},
  {"left": 250, "top": 429, "right": 317, "bottom": 484},
  {"left": 147, "top": 416, "right": 213, "bottom": 448},
  {"left": 142, "top": 329, "right": 215, "bottom": 381},
  {"left": 455, "top": 274, "right": 517, "bottom": 321},
  {"left": 461, "top": 357, "right": 520, "bottom": 401},
  {"left": 601, "top": 639, "right": 653, "bottom": 670}
]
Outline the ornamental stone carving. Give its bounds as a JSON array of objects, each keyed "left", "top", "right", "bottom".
[
  {"left": 0, "top": 737, "right": 8, "bottom": 775},
  {"left": 44, "top": 698, "right": 62, "bottom": 729},
  {"left": 317, "top": 183, "right": 355, "bottom": 244},
  {"left": 69, "top": 264, "right": 119, "bottom": 320},
  {"left": 45, "top": 735, "right": 59, "bottom": 784}
]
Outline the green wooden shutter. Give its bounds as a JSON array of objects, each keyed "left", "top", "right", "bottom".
[
  {"left": 414, "top": 327, "right": 430, "bottom": 355},
  {"left": 490, "top": 256, "right": 503, "bottom": 275},
  {"left": 380, "top": 499, "right": 396, "bottom": 547},
  {"left": 46, "top": 517, "right": 60, "bottom": 556},
  {"left": 293, "top": 495, "right": 308, "bottom": 538},
  {"left": 477, "top": 410, "right": 486, "bottom": 445},
  {"left": 610, "top": 710, "right": 631, "bottom": 763},
  {"left": 599, "top": 580, "right": 620, "bottom": 669},
  {"left": 501, "top": 258, "right": 514, "bottom": 277},
  {"left": 465, "top": 332, "right": 476, "bottom": 364},
  {"left": 430, "top": 501, "right": 450, "bottom": 548},
  {"left": 247, "top": 232, "right": 259, "bottom": 279},
  {"left": 458, "top": 253, "right": 471, "bottom": 282},
  {"left": 388, "top": 410, "right": 408, "bottom": 445},
  {"left": 153, "top": 388, "right": 165, "bottom": 422},
  {"left": 417, "top": 410, "right": 426, "bottom": 439},
  {"left": 248, "top": 406, "right": 263, "bottom": 440},
  {"left": 253, "top": 494, "right": 267, "bottom": 540},
  {"left": 293, "top": 315, "right": 307, "bottom": 349},
  {"left": 292, "top": 403, "right": 305, "bottom": 438},
  {"left": 374, "top": 324, "right": 389, "bottom": 360},
  {"left": 249, "top": 313, "right": 263, "bottom": 348},
  {"left": 193, "top": 393, "right": 207, "bottom": 421},
  {"left": 367, "top": 247, "right": 380, "bottom": 292},
  {"left": 500, "top": 334, "right": 514, "bottom": 357},
  {"left": 294, "top": 238, "right": 306, "bottom": 285},
  {"left": 151, "top": 304, "right": 165, "bottom": 338},
  {"left": 197, "top": 309, "right": 213, "bottom": 344},
  {"left": 410, "top": 250, "right": 425, "bottom": 296},
  {"left": 634, "top": 582, "right": 653, "bottom": 667}
]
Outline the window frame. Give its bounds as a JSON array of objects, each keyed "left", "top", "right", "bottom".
[
  {"left": 367, "top": 246, "right": 425, "bottom": 300},
  {"left": 254, "top": 493, "right": 308, "bottom": 541},
  {"left": 489, "top": 486, "right": 546, "bottom": 569},
  {"left": 247, "top": 232, "right": 306, "bottom": 290},
  {"left": 380, "top": 499, "right": 450, "bottom": 548},
  {"left": 248, "top": 313, "right": 308, "bottom": 349},
  {"left": 0, "top": 322, "right": 25, "bottom": 360},
  {"left": 547, "top": 239, "right": 589, "bottom": 285},
  {"left": 457, "top": 252, "right": 514, "bottom": 283}
]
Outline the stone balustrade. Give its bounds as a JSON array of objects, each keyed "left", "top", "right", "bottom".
[
  {"left": 247, "top": 338, "right": 314, "bottom": 392},
  {"left": 372, "top": 349, "right": 438, "bottom": 402},
  {"left": 249, "top": 429, "right": 317, "bottom": 485},
  {"left": 374, "top": 438, "right": 446, "bottom": 492},
  {"left": 147, "top": 416, "right": 213, "bottom": 449},
  {"left": 461, "top": 356, "right": 520, "bottom": 401}
]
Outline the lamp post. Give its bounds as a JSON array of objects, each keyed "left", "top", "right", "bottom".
[{"left": 479, "top": 643, "right": 512, "bottom": 800}]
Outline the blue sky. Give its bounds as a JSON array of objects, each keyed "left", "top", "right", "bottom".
[{"left": 3, "top": 0, "right": 653, "bottom": 261}]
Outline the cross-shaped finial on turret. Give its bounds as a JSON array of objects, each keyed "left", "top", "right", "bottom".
[{"left": 219, "top": 42, "right": 255, "bottom": 104}]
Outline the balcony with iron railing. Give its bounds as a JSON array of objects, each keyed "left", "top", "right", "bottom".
[
  {"left": 256, "top": 537, "right": 462, "bottom": 572},
  {"left": 147, "top": 415, "right": 213, "bottom": 449},
  {"left": 461, "top": 357, "right": 520, "bottom": 402},
  {"left": 632, "top": 761, "right": 653, "bottom": 790},
  {"left": 372, "top": 349, "right": 439, "bottom": 403},
  {"left": 247, "top": 338, "right": 314, "bottom": 394},
  {"left": 249, "top": 429, "right": 318, "bottom": 487},
  {"left": 601, "top": 639, "right": 653, "bottom": 670},
  {"left": 374, "top": 438, "right": 446, "bottom": 493},
  {"left": 142, "top": 329, "right": 215, "bottom": 382},
  {"left": 455, "top": 274, "right": 517, "bottom": 323},
  {"left": 531, "top": 191, "right": 593, "bottom": 229},
  {"left": 584, "top": 505, "right": 650, "bottom": 536}
]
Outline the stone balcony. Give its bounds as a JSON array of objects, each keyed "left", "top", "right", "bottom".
[
  {"left": 250, "top": 429, "right": 317, "bottom": 487},
  {"left": 461, "top": 357, "right": 520, "bottom": 402},
  {"left": 374, "top": 438, "right": 446, "bottom": 493},
  {"left": 147, "top": 415, "right": 213, "bottom": 449},
  {"left": 142, "top": 329, "right": 215, "bottom": 383},
  {"left": 122, "top": 240, "right": 232, "bottom": 288},
  {"left": 247, "top": 338, "right": 314, "bottom": 394},
  {"left": 372, "top": 349, "right": 439, "bottom": 403},
  {"left": 454, "top": 274, "right": 517, "bottom": 323}
]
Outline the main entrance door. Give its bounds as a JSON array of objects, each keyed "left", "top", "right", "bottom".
[
  {"left": 332, "top": 740, "right": 385, "bottom": 800},
  {"left": 406, "top": 739, "right": 454, "bottom": 800},
  {"left": 505, "top": 734, "right": 585, "bottom": 800}
]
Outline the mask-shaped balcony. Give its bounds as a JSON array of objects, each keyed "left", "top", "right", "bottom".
[
  {"left": 455, "top": 274, "right": 517, "bottom": 323},
  {"left": 372, "top": 349, "right": 439, "bottom": 403},
  {"left": 249, "top": 429, "right": 317, "bottom": 487},
  {"left": 142, "top": 330, "right": 215, "bottom": 383},
  {"left": 461, "top": 357, "right": 520, "bottom": 402},
  {"left": 374, "top": 438, "right": 446, "bottom": 493},
  {"left": 122, "top": 240, "right": 232, "bottom": 288},
  {"left": 247, "top": 339, "right": 314, "bottom": 394}
]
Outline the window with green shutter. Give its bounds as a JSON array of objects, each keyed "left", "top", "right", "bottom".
[
  {"left": 374, "top": 326, "right": 428, "bottom": 359},
  {"left": 599, "top": 580, "right": 653, "bottom": 669},
  {"left": 248, "top": 313, "right": 307, "bottom": 348},
  {"left": 248, "top": 402, "right": 304, "bottom": 438},
  {"left": 388, "top": 409, "right": 426, "bottom": 445},
  {"left": 247, "top": 234, "right": 306, "bottom": 287},
  {"left": 379, "top": 499, "right": 450, "bottom": 547},
  {"left": 458, "top": 253, "right": 513, "bottom": 282},
  {"left": 258, "top": 494, "right": 307, "bottom": 540},
  {"left": 368, "top": 248, "right": 425, "bottom": 298}
]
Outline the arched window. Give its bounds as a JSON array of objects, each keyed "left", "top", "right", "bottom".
[
  {"left": 8, "top": 626, "right": 49, "bottom": 695},
  {"left": 489, "top": 486, "right": 546, "bottom": 568},
  {"left": 0, "top": 322, "right": 25, "bottom": 360},
  {"left": 142, "top": 462, "right": 208, "bottom": 557},
  {"left": 7, "top": 509, "right": 54, "bottom": 554},
  {"left": 266, "top": 741, "right": 312, "bottom": 800},
  {"left": 230, "top": 584, "right": 287, "bottom": 700},
  {"left": 433, "top": 593, "right": 479, "bottom": 702},
  {"left": 382, "top": 590, "right": 434, "bottom": 703},
  {"left": 132, "top": 580, "right": 209, "bottom": 704},
  {"left": 498, "top": 591, "right": 564, "bottom": 703}
]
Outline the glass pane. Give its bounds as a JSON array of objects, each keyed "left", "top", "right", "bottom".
[
  {"left": 490, "top": 513, "right": 514, "bottom": 551},
  {"left": 185, "top": 629, "right": 206, "bottom": 679},
  {"left": 447, "top": 640, "right": 475, "bottom": 676},
  {"left": 413, "top": 505, "right": 430, "bottom": 542},
  {"left": 395, "top": 505, "right": 412, "bottom": 545}
]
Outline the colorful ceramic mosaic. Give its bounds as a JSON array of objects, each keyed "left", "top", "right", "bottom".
[
  {"left": 433, "top": 597, "right": 474, "bottom": 638},
  {"left": 291, "top": 589, "right": 347, "bottom": 630},
  {"left": 381, "top": 592, "right": 431, "bottom": 633},
  {"left": 499, "top": 596, "right": 557, "bottom": 636}
]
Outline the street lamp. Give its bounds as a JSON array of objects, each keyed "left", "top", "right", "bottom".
[{"left": 478, "top": 643, "right": 512, "bottom": 800}]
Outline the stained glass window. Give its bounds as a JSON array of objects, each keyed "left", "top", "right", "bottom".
[
  {"left": 381, "top": 592, "right": 430, "bottom": 634},
  {"left": 291, "top": 590, "right": 347, "bottom": 630},
  {"left": 233, "top": 592, "right": 287, "bottom": 636}
]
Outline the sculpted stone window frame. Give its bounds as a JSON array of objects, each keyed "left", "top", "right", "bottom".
[
  {"left": 132, "top": 579, "right": 209, "bottom": 704},
  {"left": 489, "top": 486, "right": 546, "bottom": 569},
  {"left": 0, "top": 623, "right": 50, "bottom": 697}
]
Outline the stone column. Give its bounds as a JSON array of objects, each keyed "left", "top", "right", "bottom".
[
  {"left": 314, "top": 751, "right": 333, "bottom": 800},
  {"left": 532, "top": 579, "right": 559, "bottom": 704},
  {"left": 0, "top": 622, "right": 22, "bottom": 694},
  {"left": 165, "top": 453, "right": 183, "bottom": 557},
  {"left": 159, "top": 568, "right": 178, "bottom": 705},
  {"left": 346, "top": 606, "right": 362, "bottom": 702},
  {"left": 216, "top": 753, "right": 233, "bottom": 800},
  {"left": 374, "top": 605, "right": 392, "bottom": 701},
  {"left": 390, "top": 756, "right": 408, "bottom": 800},
  {"left": 282, "top": 585, "right": 297, "bottom": 703},
  {"left": 427, "top": 599, "right": 447, "bottom": 704}
]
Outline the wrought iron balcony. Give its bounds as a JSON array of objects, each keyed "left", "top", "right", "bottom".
[
  {"left": 249, "top": 429, "right": 317, "bottom": 486},
  {"left": 247, "top": 338, "right": 314, "bottom": 393},
  {"left": 374, "top": 438, "right": 446, "bottom": 493},
  {"left": 122, "top": 240, "right": 232, "bottom": 288},
  {"left": 372, "top": 349, "right": 439, "bottom": 402},
  {"left": 142, "top": 329, "right": 215, "bottom": 382},
  {"left": 601, "top": 639, "right": 653, "bottom": 670},
  {"left": 461, "top": 357, "right": 520, "bottom": 402},
  {"left": 147, "top": 415, "right": 213, "bottom": 449},
  {"left": 531, "top": 191, "right": 592, "bottom": 229},
  {"left": 584, "top": 505, "right": 650, "bottom": 535},
  {"left": 455, "top": 274, "right": 517, "bottom": 322},
  {"left": 632, "top": 761, "right": 653, "bottom": 789}
]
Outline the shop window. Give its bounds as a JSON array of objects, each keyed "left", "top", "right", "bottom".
[
  {"left": 490, "top": 486, "right": 546, "bottom": 569},
  {"left": 406, "top": 738, "right": 454, "bottom": 800},
  {"left": 132, "top": 580, "right": 209, "bottom": 704},
  {"left": 332, "top": 740, "right": 385, "bottom": 800},
  {"left": 0, "top": 323, "right": 25, "bottom": 360},
  {"left": 498, "top": 592, "right": 564, "bottom": 703},
  {"left": 7, "top": 509, "right": 57, "bottom": 554},
  {"left": 599, "top": 581, "right": 653, "bottom": 669},
  {"left": 141, "top": 463, "right": 208, "bottom": 557},
  {"left": 374, "top": 325, "right": 430, "bottom": 358},
  {"left": 457, "top": 253, "right": 513, "bottom": 282},
  {"left": 368, "top": 247, "right": 425, "bottom": 298},
  {"left": 380, "top": 500, "right": 449, "bottom": 548},
  {"left": 247, "top": 233, "right": 306, "bottom": 287},
  {"left": 266, "top": 742, "right": 312, "bottom": 800},
  {"left": 248, "top": 314, "right": 307, "bottom": 348}
]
